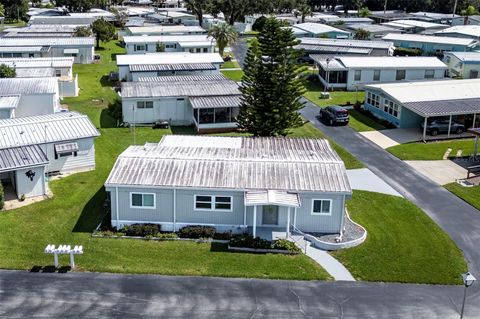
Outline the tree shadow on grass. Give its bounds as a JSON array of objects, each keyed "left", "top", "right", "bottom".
[
  {"left": 111, "top": 53, "right": 119, "bottom": 61},
  {"left": 100, "top": 108, "right": 118, "bottom": 128},
  {"left": 72, "top": 187, "right": 107, "bottom": 233},
  {"left": 170, "top": 125, "right": 197, "bottom": 135},
  {"left": 100, "top": 75, "right": 112, "bottom": 88}
]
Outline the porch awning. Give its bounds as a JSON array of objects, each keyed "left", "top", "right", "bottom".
[
  {"left": 54, "top": 142, "right": 79, "bottom": 154},
  {"left": 64, "top": 48, "right": 79, "bottom": 54},
  {"left": 190, "top": 95, "right": 242, "bottom": 109},
  {"left": 0, "top": 145, "right": 48, "bottom": 173},
  {"left": 244, "top": 190, "right": 301, "bottom": 208}
]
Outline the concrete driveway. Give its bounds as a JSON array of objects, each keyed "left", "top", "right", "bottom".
[{"left": 405, "top": 160, "right": 468, "bottom": 185}]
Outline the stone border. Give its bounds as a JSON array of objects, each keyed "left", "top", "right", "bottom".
[
  {"left": 305, "top": 211, "right": 367, "bottom": 251},
  {"left": 227, "top": 246, "right": 299, "bottom": 255}
]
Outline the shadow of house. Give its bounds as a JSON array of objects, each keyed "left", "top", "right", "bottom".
[{"left": 72, "top": 187, "right": 107, "bottom": 233}]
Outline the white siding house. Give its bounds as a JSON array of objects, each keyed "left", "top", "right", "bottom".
[
  {"left": 116, "top": 52, "right": 224, "bottom": 81},
  {"left": 435, "top": 25, "right": 480, "bottom": 40},
  {"left": 290, "top": 22, "right": 351, "bottom": 38},
  {"left": 0, "top": 57, "right": 78, "bottom": 97},
  {"left": 126, "top": 25, "right": 207, "bottom": 36},
  {"left": 0, "top": 77, "right": 60, "bottom": 119},
  {"left": 123, "top": 35, "right": 215, "bottom": 54},
  {"left": 312, "top": 55, "right": 447, "bottom": 91},
  {"left": 121, "top": 75, "right": 241, "bottom": 132},
  {"left": 297, "top": 38, "right": 395, "bottom": 57},
  {"left": 105, "top": 135, "right": 352, "bottom": 239},
  {"left": 0, "top": 37, "right": 95, "bottom": 64},
  {"left": 444, "top": 52, "right": 480, "bottom": 79},
  {"left": 0, "top": 111, "right": 100, "bottom": 174}
]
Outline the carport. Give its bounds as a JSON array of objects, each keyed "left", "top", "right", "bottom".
[{"left": 402, "top": 98, "right": 480, "bottom": 141}]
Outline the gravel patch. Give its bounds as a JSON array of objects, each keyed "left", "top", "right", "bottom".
[{"left": 308, "top": 215, "right": 365, "bottom": 244}]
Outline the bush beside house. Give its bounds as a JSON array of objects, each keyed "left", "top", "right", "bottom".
[{"left": 0, "top": 182, "right": 4, "bottom": 210}]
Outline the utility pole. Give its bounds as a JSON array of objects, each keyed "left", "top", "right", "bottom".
[
  {"left": 384, "top": 0, "right": 387, "bottom": 14},
  {"left": 453, "top": 0, "right": 458, "bottom": 18}
]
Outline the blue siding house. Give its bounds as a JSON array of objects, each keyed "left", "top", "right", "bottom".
[{"left": 382, "top": 33, "right": 478, "bottom": 55}]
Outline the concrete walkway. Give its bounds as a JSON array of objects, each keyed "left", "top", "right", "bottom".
[
  {"left": 304, "top": 242, "right": 356, "bottom": 281},
  {"left": 347, "top": 168, "right": 403, "bottom": 197},
  {"left": 359, "top": 131, "right": 400, "bottom": 149},
  {"left": 405, "top": 160, "right": 467, "bottom": 185}
]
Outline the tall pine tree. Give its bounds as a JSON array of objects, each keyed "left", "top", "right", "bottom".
[{"left": 237, "top": 18, "right": 306, "bottom": 136}]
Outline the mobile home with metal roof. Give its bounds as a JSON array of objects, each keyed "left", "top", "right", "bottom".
[
  {"left": 105, "top": 135, "right": 352, "bottom": 239},
  {"left": 123, "top": 35, "right": 215, "bottom": 55}
]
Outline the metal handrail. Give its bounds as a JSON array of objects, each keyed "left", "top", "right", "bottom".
[{"left": 288, "top": 224, "right": 308, "bottom": 253}]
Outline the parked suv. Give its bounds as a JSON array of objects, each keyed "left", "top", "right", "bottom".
[
  {"left": 319, "top": 106, "right": 349, "bottom": 126},
  {"left": 420, "top": 119, "right": 465, "bottom": 136}
]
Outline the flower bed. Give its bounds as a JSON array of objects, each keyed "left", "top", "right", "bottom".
[{"left": 228, "top": 235, "right": 301, "bottom": 254}]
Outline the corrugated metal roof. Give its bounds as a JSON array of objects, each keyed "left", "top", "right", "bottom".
[
  {"left": 138, "top": 74, "right": 227, "bottom": 82},
  {"left": 0, "top": 77, "right": 58, "bottom": 95},
  {"left": 15, "top": 68, "right": 55, "bottom": 78},
  {"left": 0, "top": 57, "right": 74, "bottom": 69},
  {"left": 382, "top": 33, "right": 477, "bottom": 46},
  {"left": 129, "top": 63, "right": 216, "bottom": 72},
  {"left": 123, "top": 35, "right": 212, "bottom": 44},
  {"left": 3, "top": 24, "right": 81, "bottom": 33},
  {"left": 300, "top": 37, "right": 394, "bottom": 50},
  {"left": 435, "top": 25, "right": 480, "bottom": 38},
  {"left": 0, "top": 145, "right": 48, "bottom": 172},
  {"left": 298, "top": 45, "right": 371, "bottom": 55},
  {"left": 127, "top": 25, "right": 206, "bottom": 35},
  {"left": 4, "top": 32, "right": 73, "bottom": 38},
  {"left": 0, "top": 111, "right": 100, "bottom": 149},
  {"left": 244, "top": 190, "right": 300, "bottom": 207},
  {"left": 403, "top": 98, "right": 480, "bottom": 117},
  {"left": 116, "top": 52, "right": 224, "bottom": 66},
  {"left": 28, "top": 16, "right": 96, "bottom": 25},
  {"left": 0, "top": 46, "right": 44, "bottom": 53},
  {"left": 0, "top": 37, "right": 95, "bottom": 47},
  {"left": 311, "top": 55, "right": 447, "bottom": 69},
  {"left": 121, "top": 80, "right": 240, "bottom": 98},
  {"left": 0, "top": 95, "right": 20, "bottom": 110},
  {"left": 292, "top": 23, "right": 350, "bottom": 35},
  {"left": 190, "top": 95, "right": 242, "bottom": 109},
  {"left": 105, "top": 135, "right": 351, "bottom": 193}
]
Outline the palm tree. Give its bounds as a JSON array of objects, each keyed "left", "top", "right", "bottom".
[
  {"left": 461, "top": 5, "right": 478, "bottom": 25},
  {"left": 207, "top": 23, "right": 238, "bottom": 57},
  {"left": 296, "top": 4, "right": 313, "bottom": 23},
  {"left": 354, "top": 28, "right": 370, "bottom": 40},
  {"left": 358, "top": 7, "right": 371, "bottom": 17}
]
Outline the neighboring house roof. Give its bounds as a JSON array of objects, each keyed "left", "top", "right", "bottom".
[
  {"left": 0, "top": 77, "right": 58, "bottom": 95},
  {"left": 138, "top": 74, "right": 228, "bottom": 82},
  {"left": 320, "top": 17, "right": 373, "bottom": 24},
  {"left": 28, "top": 16, "right": 96, "bottom": 25},
  {"left": 435, "top": 25, "right": 480, "bottom": 38},
  {"left": 189, "top": 95, "right": 242, "bottom": 109},
  {"left": 150, "top": 11, "right": 196, "bottom": 19},
  {"left": 445, "top": 51, "right": 480, "bottom": 62},
  {"left": 0, "top": 46, "right": 45, "bottom": 53},
  {"left": 292, "top": 22, "right": 351, "bottom": 36},
  {"left": 345, "top": 23, "right": 400, "bottom": 33},
  {"left": 299, "top": 38, "right": 394, "bottom": 50},
  {"left": 0, "top": 145, "right": 49, "bottom": 173},
  {"left": 116, "top": 52, "right": 224, "bottom": 66},
  {"left": 0, "top": 57, "right": 74, "bottom": 68},
  {"left": 3, "top": 24, "right": 82, "bottom": 33},
  {"left": 105, "top": 135, "right": 351, "bottom": 193},
  {"left": 382, "top": 33, "right": 477, "bottom": 46},
  {"left": 0, "top": 95, "right": 21, "bottom": 110},
  {"left": 129, "top": 63, "right": 217, "bottom": 72},
  {"left": 311, "top": 55, "right": 447, "bottom": 70},
  {"left": 382, "top": 19, "right": 447, "bottom": 30},
  {"left": 121, "top": 79, "right": 241, "bottom": 98},
  {"left": 0, "top": 37, "right": 95, "bottom": 47},
  {"left": 127, "top": 25, "right": 206, "bottom": 35},
  {"left": 365, "top": 79, "right": 480, "bottom": 116},
  {"left": 297, "top": 45, "right": 371, "bottom": 55},
  {"left": 410, "top": 12, "right": 460, "bottom": 20},
  {"left": 0, "top": 111, "right": 100, "bottom": 149},
  {"left": 15, "top": 68, "right": 55, "bottom": 78},
  {"left": 244, "top": 190, "right": 300, "bottom": 208},
  {"left": 123, "top": 35, "right": 213, "bottom": 45}
]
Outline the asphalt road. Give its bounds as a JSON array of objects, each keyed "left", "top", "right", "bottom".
[
  {"left": 231, "top": 37, "right": 248, "bottom": 68},
  {"left": 300, "top": 100, "right": 480, "bottom": 275},
  {"left": 0, "top": 270, "right": 478, "bottom": 319}
]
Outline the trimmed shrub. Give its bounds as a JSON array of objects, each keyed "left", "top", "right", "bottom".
[
  {"left": 213, "top": 231, "right": 232, "bottom": 240},
  {"left": 124, "top": 223, "right": 161, "bottom": 237},
  {"left": 394, "top": 47, "right": 423, "bottom": 57},
  {"left": 0, "top": 182, "right": 3, "bottom": 210},
  {"left": 178, "top": 225, "right": 216, "bottom": 239},
  {"left": 272, "top": 239, "right": 301, "bottom": 253},
  {"left": 229, "top": 234, "right": 271, "bottom": 249}
]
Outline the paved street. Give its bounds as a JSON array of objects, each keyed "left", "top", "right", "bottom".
[
  {"left": 231, "top": 37, "right": 248, "bottom": 68},
  {"left": 0, "top": 270, "right": 479, "bottom": 318},
  {"left": 300, "top": 100, "right": 480, "bottom": 275}
]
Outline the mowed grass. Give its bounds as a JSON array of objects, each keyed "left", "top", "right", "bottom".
[
  {"left": 221, "top": 60, "right": 240, "bottom": 69},
  {"left": 0, "top": 40, "right": 331, "bottom": 280},
  {"left": 332, "top": 191, "right": 467, "bottom": 284},
  {"left": 221, "top": 69, "right": 244, "bottom": 81},
  {"left": 445, "top": 183, "right": 480, "bottom": 211},
  {"left": 303, "top": 81, "right": 385, "bottom": 132},
  {"left": 387, "top": 139, "right": 475, "bottom": 161}
]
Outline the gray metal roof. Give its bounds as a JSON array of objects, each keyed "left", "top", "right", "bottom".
[
  {"left": 15, "top": 68, "right": 55, "bottom": 78},
  {"left": 28, "top": 16, "right": 96, "bottom": 25},
  {"left": 0, "top": 46, "right": 44, "bottom": 53},
  {"left": 0, "top": 37, "right": 95, "bottom": 47},
  {"left": 0, "top": 145, "right": 48, "bottom": 173},
  {"left": 4, "top": 32, "right": 73, "bottom": 38},
  {"left": 0, "top": 57, "right": 74, "bottom": 69},
  {"left": 0, "top": 77, "right": 58, "bottom": 95},
  {"left": 121, "top": 80, "right": 241, "bottom": 98},
  {"left": 129, "top": 63, "right": 216, "bottom": 72},
  {"left": 0, "top": 95, "right": 20, "bottom": 110},
  {"left": 300, "top": 45, "right": 371, "bottom": 55},
  {"left": 299, "top": 37, "right": 394, "bottom": 50},
  {"left": 105, "top": 135, "right": 351, "bottom": 193},
  {"left": 0, "top": 111, "right": 100, "bottom": 149},
  {"left": 403, "top": 98, "right": 480, "bottom": 117},
  {"left": 138, "top": 74, "right": 228, "bottom": 82},
  {"left": 190, "top": 95, "right": 242, "bottom": 109}
]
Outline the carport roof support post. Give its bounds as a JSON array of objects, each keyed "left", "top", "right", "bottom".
[
  {"left": 448, "top": 115, "right": 452, "bottom": 137},
  {"left": 423, "top": 117, "right": 428, "bottom": 142}
]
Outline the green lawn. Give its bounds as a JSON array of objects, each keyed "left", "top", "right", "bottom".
[
  {"left": 332, "top": 191, "right": 467, "bottom": 284},
  {"left": 303, "top": 81, "right": 386, "bottom": 132},
  {"left": 445, "top": 183, "right": 480, "bottom": 211},
  {"left": 221, "top": 69, "right": 244, "bottom": 81},
  {"left": 0, "top": 40, "right": 332, "bottom": 280},
  {"left": 221, "top": 60, "right": 240, "bottom": 69},
  {"left": 387, "top": 139, "right": 475, "bottom": 161}
]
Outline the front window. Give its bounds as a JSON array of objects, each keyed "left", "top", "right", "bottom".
[
  {"left": 373, "top": 70, "right": 381, "bottom": 81},
  {"left": 55, "top": 69, "right": 62, "bottom": 77},
  {"left": 384, "top": 99, "right": 400, "bottom": 118},
  {"left": 135, "top": 44, "right": 146, "bottom": 51},
  {"left": 354, "top": 70, "right": 361, "bottom": 81},
  {"left": 137, "top": 101, "right": 153, "bottom": 109},
  {"left": 130, "top": 193, "right": 155, "bottom": 209},
  {"left": 195, "top": 195, "right": 232, "bottom": 211},
  {"left": 425, "top": 70, "right": 435, "bottom": 79},
  {"left": 312, "top": 199, "right": 332, "bottom": 215},
  {"left": 396, "top": 70, "right": 406, "bottom": 81}
]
